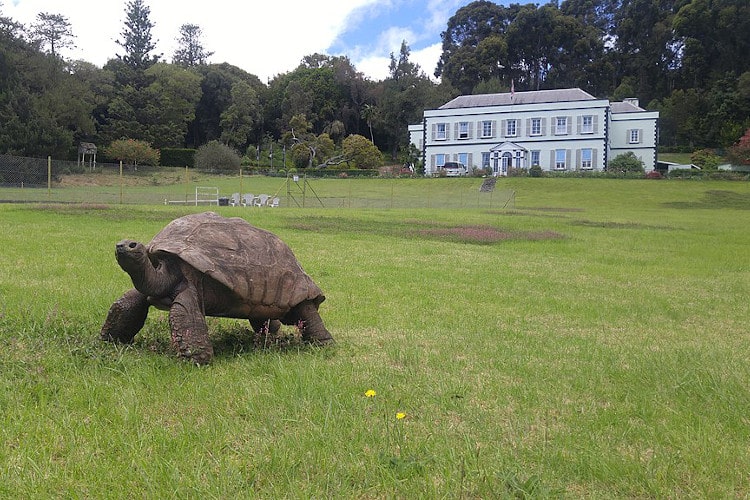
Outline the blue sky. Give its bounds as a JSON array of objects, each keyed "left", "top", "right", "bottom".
[{"left": 3, "top": 0, "right": 494, "bottom": 81}]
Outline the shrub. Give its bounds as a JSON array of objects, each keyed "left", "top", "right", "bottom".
[
  {"left": 529, "top": 164, "right": 543, "bottom": 177},
  {"left": 194, "top": 141, "right": 241, "bottom": 172},
  {"left": 690, "top": 148, "right": 720, "bottom": 170},
  {"left": 342, "top": 134, "right": 383, "bottom": 169},
  {"left": 727, "top": 128, "right": 750, "bottom": 166},
  {"left": 105, "top": 139, "right": 160, "bottom": 167},
  {"left": 607, "top": 152, "right": 644, "bottom": 174}
]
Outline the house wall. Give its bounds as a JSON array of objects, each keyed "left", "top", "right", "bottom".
[
  {"left": 609, "top": 110, "right": 659, "bottom": 171},
  {"left": 412, "top": 92, "right": 659, "bottom": 175}
]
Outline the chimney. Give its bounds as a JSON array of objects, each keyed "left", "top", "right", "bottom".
[{"left": 624, "top": 98, "right": 639, "bottom": 108}]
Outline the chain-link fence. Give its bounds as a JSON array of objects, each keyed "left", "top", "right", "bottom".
[{"left": 0, "top": 154, "right": 516, "bottom": 209}]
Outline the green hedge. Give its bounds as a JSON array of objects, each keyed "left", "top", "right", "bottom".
[{"left": 160, "top": 148, "right": 196, "bottom": 168}]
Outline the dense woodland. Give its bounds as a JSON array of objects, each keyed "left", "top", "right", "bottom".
[{"left": 1, "top": 0, "right": 749, "bottom": 166}]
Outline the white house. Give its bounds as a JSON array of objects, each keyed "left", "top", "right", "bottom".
[{"left": 409, "top": 88, "right": 659, "bottom": 176}]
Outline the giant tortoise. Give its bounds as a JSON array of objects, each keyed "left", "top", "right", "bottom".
[{"left": 100, "top": 212, "right": 333, "bottom": 364}]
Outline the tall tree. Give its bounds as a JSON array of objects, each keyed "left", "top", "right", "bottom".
[
  {"left": 116, "top": 0, "right": 160, "bottom": 71},
  {"left": 30, "top": 12, "right": 74, "bottom": 59},
  {"left": 173, "top": 23, "right": 213, "bottom": 67},
  {"left": 436, "top": 1, "right": 518, "bottom": 93},
  {"left": 610, "top": 0, "right": 677, "bottom": 103},
  {"left": 378, "top": 41, "right": 447, "bottom": 160},
  {"left": 220, "top": 81, "right": 260, "bottom": 149},
  {"left": 673, "top": 0, "right": 750, "bottom": 88}
]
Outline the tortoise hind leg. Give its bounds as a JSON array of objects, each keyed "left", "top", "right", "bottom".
[
  {"left": 285, "top": 300, "right": 334, "bottom": 345},
  {"left": 101, "top": 289, "right": 150, "bottom": 344},
  {"left": 169, "top": 287, "right": 214, "bottom": 365}
]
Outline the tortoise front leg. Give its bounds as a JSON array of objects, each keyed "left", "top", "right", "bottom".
[
  {"left": 286, "top": 300, "right": 334, "bottom": 345},
  {"left": 169, "top": 288, "right": 213, "bottom": 365},
  {"left": 101, "top": 288, "right": 150, "bottom": 344}
]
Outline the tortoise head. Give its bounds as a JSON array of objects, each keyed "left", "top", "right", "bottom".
[
  {"left": 115, "top": 239, "right": 149, "bottom": 273},
  {"left": 114, "top": 239, "right": 177, "bottom": 296}
]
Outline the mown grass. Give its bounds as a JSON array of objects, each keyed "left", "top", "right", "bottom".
[{"left": 0, "top": 177, "right": 749, "bottom": 497}]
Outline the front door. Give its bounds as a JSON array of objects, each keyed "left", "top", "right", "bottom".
[{"left": 501, "top": 152, "right": 512, "bottom": 176}]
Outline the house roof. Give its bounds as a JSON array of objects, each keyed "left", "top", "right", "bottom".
[
  {"left": 438, "top": 88, "right": 597, "bottom": 109},
  {"left": 610, "top": 101, "right": 645, "bottom": 113}
]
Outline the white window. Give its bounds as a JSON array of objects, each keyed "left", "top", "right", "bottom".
[
  {"left": 481, "top": 120, "right": 493, "bottom": 138},
  {"left": 530, "top": 118, "right": 541, "bottom": 136},
  {"left": 482, "top": 152, "right": 490, "bottom": 168},
  {"left": 458, "top": 122, "right": 469, "bottom": 139},
  {"left": 555, "top": 149, "right": 567, "bottom": 170},
  {"left": 506, "top": 119, "right": 517, "bottom": 137},
  {"left": 581, "top": 148, "right": 593, "bottom": 169},
  {"left": 436, "top": 123, "right": 447, "bottom": 140},
  {"left": 629, "top": 129, "right": 641, "bottom": 144},
  {"left": 556, "top": 117, "right": 568, "bottom": 135},
  {"left": 530, "top": 150, "right": 540, "bottom": 166},
  {"left": 582, "top": 116, "right": 593, "bottom": 134}
]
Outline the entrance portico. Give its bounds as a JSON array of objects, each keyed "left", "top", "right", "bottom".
[{"left": 489, "top": 142, "right": 527, "bottom": 176}]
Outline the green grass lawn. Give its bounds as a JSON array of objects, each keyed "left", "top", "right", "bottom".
[{"left": 1, "top": 177, "right": 749, "bottom": 497}]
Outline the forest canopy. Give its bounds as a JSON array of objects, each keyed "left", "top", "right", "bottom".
[{"left": 1, "top": 0, "right": 748, "bottom": 162}]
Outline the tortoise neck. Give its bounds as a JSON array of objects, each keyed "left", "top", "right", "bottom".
[{"left": 123, "top": 253, "right": 179, "bottom": 296}]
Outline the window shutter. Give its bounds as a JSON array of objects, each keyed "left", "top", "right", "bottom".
[
  {"left": 638, "top": 129, "right": 643, "bottom": 144},
  {"left": 541, "top": 118, "right": 546, "bottom": 136},
  {"left": 476, "top": 121, "right": 482, "bottom": 138},
  {"left": 576, "top": 149, "right": 581, "bottom": 169},
  {"left": 626, "top": 130, "right": 631, "bottom": 143},
  {"left": 592, "top": 149, "right": 598, "bottom": 168},
  {"left": 593, "top": 115, "right": 599, "bottom": 134},
  {"left": 566, "top": 149, "right": 571, "bottom": 168},
  {"left": 430, "top": 155, "right": 435, "bottom": 168},
  {"left": 549, "top": 151, "right": 555, "bottom": 168},
  {"left": 500, "top": 120, "right": 506, "bottom": 138},
  {"left": 454, "top": 124, "right": 458, "bottom": 140},
  {"left": 577, "top": 116, "right": 582, "bottom": 135},
  {"left": 467, "top": 123, "right": 473, "bottom": 139},
  {"left": 431, "top": 124, "right": 436, "bottom": 141},
  {"left": 526, "top": 119, "right": 531, "bottom": 136},
  {"left": 567, "top": 117, "right": 572, "bottom": 135},
  {"left": 467, "top": 153, "right": 473, "bottom": 167},
  {"left": 491, "top": 120, "right": 497, "bottom": 137}
]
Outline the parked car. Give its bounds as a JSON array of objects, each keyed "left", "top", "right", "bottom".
[{"left": 440, "top": 161, "right": 468, "bottom": 177}]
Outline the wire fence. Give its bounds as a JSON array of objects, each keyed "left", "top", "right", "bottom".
[{"left": 0, "top": 154, "right": 515, "bottom": 209}]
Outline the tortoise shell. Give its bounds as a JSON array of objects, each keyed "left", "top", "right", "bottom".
[{"left": 147, "top": 212, "right": 324, "bottom": 309}]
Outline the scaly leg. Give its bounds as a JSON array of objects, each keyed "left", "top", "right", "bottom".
[
  {"left": 169, "top": 288, "right": 213, "bottom": 365},
  {"left": 101, "top": 289, "right": 150, "bottom": 343},
  {"left": 286, "top": 300, "right": 334, "bottom": 345}
]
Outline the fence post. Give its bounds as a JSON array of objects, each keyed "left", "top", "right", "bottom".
[
  {"left": 119, "top": 161, "right": 123, "bottom": 204},
  {"left": 47, "top": 156, "right": 51, "bottom": 200}
]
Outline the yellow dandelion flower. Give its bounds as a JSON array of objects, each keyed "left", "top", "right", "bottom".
[
  {"left": 364, "top": 389, "right": 376, "bottom": 398},
  {"left": 396, "top": 412, "right": 406, "bottom": 420}
]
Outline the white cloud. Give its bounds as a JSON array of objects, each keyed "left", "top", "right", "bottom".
[
  {"left": 4, "top": 0, "right": 467, "bottom": 81},
  {"left": 4, "top": 0, "right": 376, "bottom": 81}
]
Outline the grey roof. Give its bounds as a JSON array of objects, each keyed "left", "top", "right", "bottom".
[
  {"left": 610, "top": 101, "right": 645, "bottom": 113},
  {"left": 439, "top": 88, "right": 598, "bottom": 109}
]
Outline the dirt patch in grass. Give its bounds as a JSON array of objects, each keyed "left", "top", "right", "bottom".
[
  {"left": 569, "top": 219, "right": 675, "bottom": 230},
  {"left": 415, "top": 225, "right": 566, "bottom": 244},
  {"left": 662, "top": 190, "right": 750, "bottom": 210},
  {"left": 287, "top": 216, "right": 565, "bottom": 244}
]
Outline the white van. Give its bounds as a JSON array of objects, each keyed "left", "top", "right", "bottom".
[{"left": 440, "top": 161, "right": 467, "bottom": 177}]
